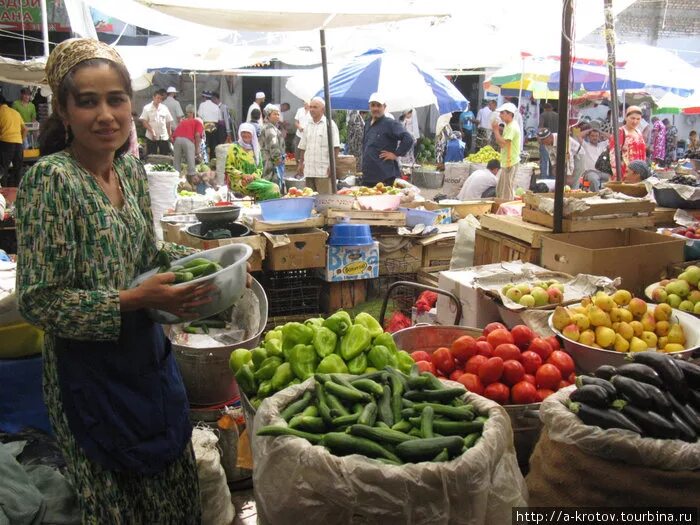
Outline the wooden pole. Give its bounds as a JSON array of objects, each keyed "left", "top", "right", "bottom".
[
  {"left": 604, "top": 0, "right": 622, "bottom": 182},
  {"left": 320, "top": 29, "right": 338, "bottom": 193},
  {"left": 553, "top": 0, "right": 574, "bottom": 233}
]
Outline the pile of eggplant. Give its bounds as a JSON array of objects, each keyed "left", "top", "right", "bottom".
[{"left": 566, "top": 352, "right": 699, "bottom": 442}]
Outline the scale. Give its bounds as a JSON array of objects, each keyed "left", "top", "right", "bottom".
[{"left": 24, "top": 122, "right": 41, "bottom": 159}]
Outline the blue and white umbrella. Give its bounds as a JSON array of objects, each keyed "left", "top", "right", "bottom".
[{"left": 305, "top": 49, "right": 467, "bottom": 114}]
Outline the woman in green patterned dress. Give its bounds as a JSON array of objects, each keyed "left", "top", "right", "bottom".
[
  {"left": 15, "top": 39, "right": 211, "bottom": 524},
  {"left": 225, "top": 122, "right": 262, "bottom": 195}
]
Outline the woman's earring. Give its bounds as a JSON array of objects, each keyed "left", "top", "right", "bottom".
[{"left": 64, "top": 124, "right": 71, "bottom": 144}]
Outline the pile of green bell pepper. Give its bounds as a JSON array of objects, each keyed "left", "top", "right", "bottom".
[{"left": 228, "top": 311, "right": 416, "bottom": 409}]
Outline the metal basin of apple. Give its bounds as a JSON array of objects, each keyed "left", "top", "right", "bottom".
[
  {"left": 548, "top": 304, "right": 700, "bottom": 373},
  {"left": 644, "top": 281, "right": 700, "bottom": 319}
]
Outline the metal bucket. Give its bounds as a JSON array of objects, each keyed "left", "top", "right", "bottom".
[
  {"left": 172, "top": 278, "right": 268, "bottom": 406},
  {"left": 284, "top": 177, "right": 306, "bottom": 191},
  {"left": 392, "top": 324, "right": 542, "bottom": 472}
]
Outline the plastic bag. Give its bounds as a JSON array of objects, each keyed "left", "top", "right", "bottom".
[
  {"left": 252, "top": 380, "right": 527, "bottom": 525},
  {"left": 191, "top": 426, "right": 235, "bottom": 525},
  {"left": 537, "top": 386, "right": 700, "bottom": 470},
  {"left": 449, "top": 216, "right": 481, "bottom": 270}
]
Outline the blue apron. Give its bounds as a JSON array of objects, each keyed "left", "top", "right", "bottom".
[{"left": 54, "top": 311, "right": 192, "bottom": 475}]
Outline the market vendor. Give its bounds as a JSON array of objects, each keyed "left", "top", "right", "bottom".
[
  {"left": 225, "top": 122, "right": 263, "bottom": 194},
  {"left": 16, "top": 38, "right": 214, "bottom": 523},
  {"left": 457, "top": 159, "right": 500, "bottom": 200},
  {"left": 609, "top": 105, "right": 647, "bottom": 180},
  {"left": 624, "top": 159, "right": 652, "bottom": 184},
  {"left": 0, "top": 94, "right": 26, "bottom": 186},
  {"left": 12, "top": 88, "right": 37, "bottom": 124},
  {"left": 361, "top": 93, "right": 413, "bottom": 187}
]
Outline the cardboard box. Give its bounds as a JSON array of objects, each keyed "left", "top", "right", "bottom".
[
  {"left": 263, "top": 228, "right": 328, "bottom": 271},
  {"left": 540, "top": 229, "right": 685, "bottom": 296},
  {"left": 436, "top": 268, "right": 503, "bottom": 328},
  {"left": 317, "top": 242, "right": 379, "bottom": 282},
  {"left": 375, "top": 234, "right": 423, "bottom": 275},
  {"left": 180, "top": 230, "right": 266, "bottom": 272},
  {"left": 436, "top": 262, "right": 549, "bottom": 328},
  {"left": 419, "top": 232, "right": 456, "bottom": 269}
]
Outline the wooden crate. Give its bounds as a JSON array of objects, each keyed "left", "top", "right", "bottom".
[
  {"left": 522, "top": 207, "right": 655, "bottom": 232},
  {"left": 325, "top": 209, "right": 405, "bottom": 227},
  {"left": 652, "top": 207, "right": 679, "bottom": 227},
  {"left": 320, "top": 280, "right": 368, "bottom": 313},
  {"left": 474, "top": 228, "right": 541, "bottom": 266},
  {"left": 417, "top": 266, "right": 448, "bottom": 287},
  {"left": 248, "top": 215, "right": 325, "bottom": 233},
  {"left": 479, "top": 213, "right": 551, "bottom": 248}
]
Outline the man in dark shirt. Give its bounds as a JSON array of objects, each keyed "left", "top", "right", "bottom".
[
  {"left": 361, "top": 93, "right": 414, "bottom": 186},
  {"left": 538, "top": 103, "right": 559, "bottom": 178}
]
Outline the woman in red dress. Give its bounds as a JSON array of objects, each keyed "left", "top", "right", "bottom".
[{"left": 609, "top": 105, "right": 647, "bottom": 181}]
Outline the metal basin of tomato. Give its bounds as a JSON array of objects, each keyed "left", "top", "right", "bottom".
[{"left": 392, "top": 324, "right": 541, "bottom": 472}]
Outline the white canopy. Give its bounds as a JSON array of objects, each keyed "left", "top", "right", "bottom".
[
  {"left": 134, "top": 0, "right": 450, "bottom": 31},
  {"left": 0, "top": 57, "right": 47, "bottom": 87}
]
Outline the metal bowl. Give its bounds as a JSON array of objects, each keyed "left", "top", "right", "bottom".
[
  {"left": 391, "top": 324, "right": 541, "bottom": 471},
  {"left": 130, "top": 244, "right": 253, "bottom": 324},
  {"left": 174, "top": 278, "right": 268, "bottom": 407},
  {"left": 185, "top": 221, "right": 250, "bottom": 240},
  {"left": 645, "top": 281, "right": 700, "bottom": 319},
  {"left": 548, "top": 305, "right": 699, "bottom": 373},
  {"left": 411, "top": 169, "right": 445, "bottom": 189},
  {"left": 193, "top": 205, "right": 241, "bottom": 223}
]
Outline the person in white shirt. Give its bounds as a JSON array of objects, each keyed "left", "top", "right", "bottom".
[
  {"left": 246, "top": 91, "right": 265, "bottom": 125},
  {"left": 162, "top": 86, "right": 184, "bottom": 126},
  {"left": 197, "top": 91, "right": 221, "bottom": 159},
  {"left": 293, "top": 100, "right": 310, "bottom": 162},
  {"left": 139, "top": 88, "right": 173, "bottom": 155},
  {"left": 579, "top": 127, "right": 611, "bottom": 192},
  {"left": 475, "top": 99, "right": 496, "bottom": 149},
  {"left": 457, "top": 159, "right": 500, "bottom": 200},
  {"left": 297, "top": 96, "right": 340, "bottom": 194}
]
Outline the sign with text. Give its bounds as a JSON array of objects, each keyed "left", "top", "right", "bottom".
[{"left": 0, "top": 0, "right": 70, "bottom": 32}]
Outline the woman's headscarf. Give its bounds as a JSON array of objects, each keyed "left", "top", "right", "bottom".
[
  {"left": 238, "top": 123, "right": 260, "bottom": 164},
  {"left": 45, "top": 38, "right": 125, "bottom": 95},
  {"left": 628, "top": 160, "right": 651, "bottom": 181}
]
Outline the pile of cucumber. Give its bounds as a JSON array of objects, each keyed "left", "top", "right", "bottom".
[
  {"left": 566, "top": 352, "right": 700, "bottom": 442},
  {"left": 257, "top": 366, "right": 489, "bottom": 465},
  {"left": 156, "top": 251, "right": 223, "bottom": 284}
]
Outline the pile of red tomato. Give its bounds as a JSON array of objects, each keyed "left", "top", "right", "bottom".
[{"left": 410, "top": 322, "right": 576, "bottom": 405}]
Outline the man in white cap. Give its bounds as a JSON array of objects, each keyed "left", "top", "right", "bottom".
[
  {"left": 362, "top": 93, "right": 414, "bottom": 187},
  {"left": 491, "top": 102, "right": 522, "bottom": 200},
  {"left": 247, "top": 92, "right": 265, "bottom": 125},
  {"left": 163, "top": 86, "right": 184, "bottom": 126},
  {"left": 297, "top": 96, "right": 340, "bottom": 194}
]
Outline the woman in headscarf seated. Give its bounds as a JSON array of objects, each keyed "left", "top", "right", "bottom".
[
  {"left": 624, "top": 160, "right": 652, "bottom": 184},
  {"left": 225, "top": 123, "right": 263, "bottom": 195}
]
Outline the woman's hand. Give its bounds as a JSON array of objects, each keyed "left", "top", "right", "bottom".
[{"left": 135, "top": 273, "right": 217, "bottom": 319}]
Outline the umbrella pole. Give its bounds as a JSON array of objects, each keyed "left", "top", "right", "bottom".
[
  {"left": 553, "top": 0, "right": 574, "bottom": 234},
  {"left": 320, "top": 29, "right": 338, "bottom": 193},
  {"left": 604, "top": 0, "right": 622, "bottom": 182}
]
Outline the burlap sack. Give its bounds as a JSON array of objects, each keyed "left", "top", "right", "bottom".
[
  {"left": 526, "top": 386, "right": 700, "bottom": 506},
  {"left": 253, "top": 379, "right": 527, "bottom": 525}
]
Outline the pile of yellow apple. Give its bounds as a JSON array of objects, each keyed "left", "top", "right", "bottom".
[
  {"left": 552, "top": 290, "right": 687, "bottom": 353},
  {"left": 649, "top": 265, "right": 700, "bottom": 314},
  {"left": 284, "top": 187, "right": 317, "bottom": 198}
]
